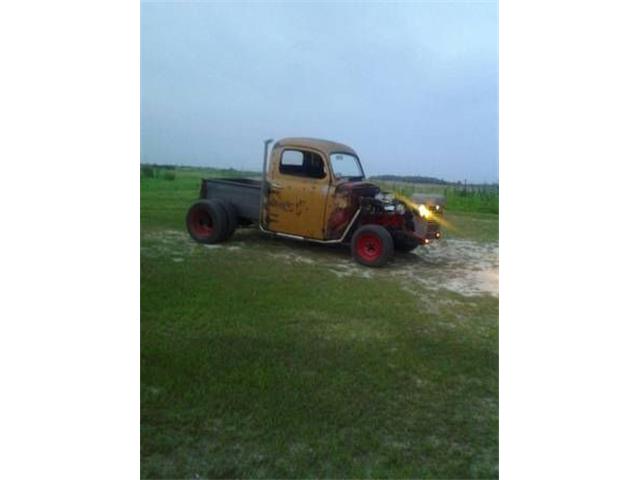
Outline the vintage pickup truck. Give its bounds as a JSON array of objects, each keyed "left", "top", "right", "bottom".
[{"left": 186, "top": 138, "right": 444, "bottom": 267}]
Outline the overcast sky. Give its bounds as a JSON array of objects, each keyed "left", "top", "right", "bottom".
[{"left": 141, "top": 1, "right": 497, "bottom": 182}]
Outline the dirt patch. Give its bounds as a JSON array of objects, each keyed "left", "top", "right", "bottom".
[
  {"left": 141, "top": 230, "right": 248, "bottom": 257},
  {"left": 399, "top": 239, "right": 499, "bottom": 298},
  {"left": 141, "top": 230, "right": 498, "bottom": 298},
  {"left": 322, "top": 238, "right": 498, "bottom": 298}
]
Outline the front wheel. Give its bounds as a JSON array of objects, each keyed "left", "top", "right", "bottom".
[{"left": 351, "top": 225, "right": 394, "bottom": 267}]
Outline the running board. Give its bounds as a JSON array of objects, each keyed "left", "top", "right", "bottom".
[{"left": 259, "top": 209, "right": 361, "bottom": 244}]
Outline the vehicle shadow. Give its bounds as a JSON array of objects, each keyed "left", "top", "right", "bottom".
[{"left": 232, "top": 228, "right": 353, "bottom": 261}]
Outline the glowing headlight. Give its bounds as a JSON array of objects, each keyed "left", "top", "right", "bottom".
[{"left": 418, "top": 204, "right": 432, "bottom": 219}]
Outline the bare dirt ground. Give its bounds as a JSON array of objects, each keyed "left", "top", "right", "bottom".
[{"left": 141, "top": 229, "right": 498, "bottom": 300}]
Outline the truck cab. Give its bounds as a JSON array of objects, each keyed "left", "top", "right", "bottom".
[{"left": 263, "top": 138, "right": 369, "bottom": 239}]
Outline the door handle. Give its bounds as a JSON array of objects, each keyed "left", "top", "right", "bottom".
[{"left": 271, "top": 182, "right": 283, "bottom": 190}]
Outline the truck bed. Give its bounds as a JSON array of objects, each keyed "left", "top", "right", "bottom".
[{"left": 200, "top": 177, "right": 262, "bottom": 223}]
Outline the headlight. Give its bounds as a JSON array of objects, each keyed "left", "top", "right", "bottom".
[{"left": 418, "top": 204, "right": 432, "bottom": 219}]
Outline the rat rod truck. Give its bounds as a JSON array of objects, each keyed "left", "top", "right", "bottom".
[{"left": 186, "top": 137, "right": 444, "bottom": 267}]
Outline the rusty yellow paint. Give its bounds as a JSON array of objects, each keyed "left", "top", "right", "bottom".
[
  {"left": 323, "top": 183, "right": 355, "bottom": 239},
  {"left": 265, "top": 145, "right": 330, "bottom": 239}
]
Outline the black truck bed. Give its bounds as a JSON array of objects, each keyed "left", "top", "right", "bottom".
[{"left": 200, "top": 177, "right": 262, "bottom": 223}]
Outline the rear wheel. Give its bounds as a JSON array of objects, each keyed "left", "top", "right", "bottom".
[
  {"left": 218, "top": 200, "right": 238, "bottom": 240},
  {"left": 186, "top": 200, "right": 228, "bottom": 244},
  {"left": 351, "top": 225, "right": 394, "bottom": 267}
]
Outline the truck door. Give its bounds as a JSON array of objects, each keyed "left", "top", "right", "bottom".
[{"left": 265, "top": 148, "right": 330, "bottom": 239}]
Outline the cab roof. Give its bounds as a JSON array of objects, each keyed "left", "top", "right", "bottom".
[{"left": 274, "top": 137, "right": 358, "bottom": 156}]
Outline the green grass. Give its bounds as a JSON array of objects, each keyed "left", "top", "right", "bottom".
[{"left": 141, "top": 167, "right": 498, "bottom": 478}]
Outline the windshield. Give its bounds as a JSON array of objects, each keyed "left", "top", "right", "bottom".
[{"left": 330, "top": 153, "right": 364, "bottom": 180}]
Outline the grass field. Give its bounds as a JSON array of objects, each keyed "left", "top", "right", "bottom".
[
  {"left": 141, "top": 168, "right": 498, "bottom": 478},
  {"left": 374, "top": 181, "right": 499, "bottom": 215}
]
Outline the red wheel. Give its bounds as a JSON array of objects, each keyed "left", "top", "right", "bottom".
[
  {"left": 189, "top": 208, "right": 214, "bottom": 237},
  {"left": 356, "top": 233, "right": 384, "bottom": 262},
  {"left": 351, "top": 225, "right": 394, "bottom": 267},
  {"left": 186, "top": 200, "right": 228, "bottom": 244}
]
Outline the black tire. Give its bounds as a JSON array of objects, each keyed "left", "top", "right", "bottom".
[
  {"left": 186, "top": 199, "right": 229, "bottom": 244},
  {"left": 394, "top": 235, "right": 421, "bottom": 253},
  {"left": 351, "top": 224, "right": 394, "bottom": 267},
  {"left": 218, "top": 200, "right": 238, "bottom": 241}
]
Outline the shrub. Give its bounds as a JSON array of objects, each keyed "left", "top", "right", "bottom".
[{"left": 141, "top": 165, "right": 155, "bottom": 178}]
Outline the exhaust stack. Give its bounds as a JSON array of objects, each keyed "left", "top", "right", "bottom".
[{"left": 259, "top": 138, "right": 274, "bottom": 228}]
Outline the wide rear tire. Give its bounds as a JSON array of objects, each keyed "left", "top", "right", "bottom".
[
  {"left": 218, "top": 200, "right": 238, "bottom": 241},
  {"left": 351, "top": 225, "right": 394, "bottom": 267},
  {"left": 186, "top": 200, "right": 228, "bottom": 244}
]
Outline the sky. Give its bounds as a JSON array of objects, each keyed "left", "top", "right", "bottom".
[{"left": 141, "top": 1, "right": 498, "bottom": 183}]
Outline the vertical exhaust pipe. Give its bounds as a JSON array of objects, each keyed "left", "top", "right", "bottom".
[
  {"left": 262, "top": 138, "right": 273, "bottom": 176},
  {"left": 259, "top": 138, "right": 274, "bottom": 228}
]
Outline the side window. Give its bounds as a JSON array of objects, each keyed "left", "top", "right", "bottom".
[
  {"left": 279, "top": 149, "right": 326, "bottom": 179},
  {"left": 281, "top": 150, "right": 304, "bottom": 169}
]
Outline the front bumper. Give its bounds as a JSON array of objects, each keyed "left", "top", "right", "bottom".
[{"left": 412, "top": 215, "right": 442, "bottom": 242}]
